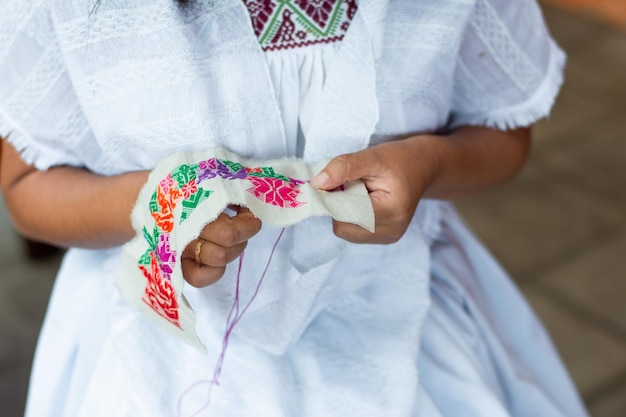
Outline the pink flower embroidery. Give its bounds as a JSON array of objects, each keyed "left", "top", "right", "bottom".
[
  {"left": 247, "top": 177, "right": 304, "bottom": 208},
  {"left": 197, "top": 159, "right": 218, "bottom": 182},
  {"left": 181, "top": 180, "right": 198, "bottom": 199},
  {"left": 199, "top": 158, "right": 216, "bottom": 171},
  {"left": 159, "top": 173, "right": 174, "bottom": 195},
  {"left": 140, "top": 252, "right": 180, "bottom": 327}
]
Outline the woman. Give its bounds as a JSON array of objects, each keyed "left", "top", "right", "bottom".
[{"left": 0, "top": 0, "right": 589, "bottom": 416}]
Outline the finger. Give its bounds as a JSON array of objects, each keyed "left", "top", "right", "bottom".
[
  {"left": 227, "top": 204, "right": 252, "bottom": 213},
  {"left": 182, "top": 238, "right": 247, "bottom": 266},
  {"left": 333, "top": 220, "right": 402, "bottom": 245},
  {"left": 199, "top": 211, "right": 261, "bottom": 247},
  {"left": 230, "top": 207, "right": 262, "bottom": 239},
  {"left": 181, "top": 258, "right": 226, "bottom": 288},
  {"left": 332, "top": 221, "right": 375, "bottom": 243},
  {"left": 235, "top": 205, "right": 252, "bottom": 215},
  {"left": 309, "top": 151, "right": 379, "bottom": 191}
]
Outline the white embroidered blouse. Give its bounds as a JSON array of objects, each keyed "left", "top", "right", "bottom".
[
  {"left": 0, "top": 0, "right": 563, "bottom": 175},
  {"left": 0, "top": 1, "right": 568, "bottom": 416}
]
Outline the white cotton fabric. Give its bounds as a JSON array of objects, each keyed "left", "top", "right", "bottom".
[{"left": 0, "top": 0, "right": 588, "bottom": 416}]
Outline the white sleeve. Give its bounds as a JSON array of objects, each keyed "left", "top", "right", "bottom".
[
  {"left": 0, "top": 0, "right": 89, "bottom": 169},
  {"left": 449, "top": 0, "right": 566, "bottom": 130}
]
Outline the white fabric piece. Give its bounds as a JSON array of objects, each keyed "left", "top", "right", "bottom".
[
  {"left": 119, "top": 147, "right": 374, "bottom": 350},
  {"left": 0, "top": 1, "right": 589, "bottom": 416}
]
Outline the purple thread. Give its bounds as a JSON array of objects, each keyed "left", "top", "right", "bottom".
[
  {"left": 178, "top": 228, "right": 286, "bottom": 417},
  {"left": 156, "top": 234, "right": 175, "bottom": 280},
  {"left": 216, "top": 159, "right": 247, "bottom": 180}
]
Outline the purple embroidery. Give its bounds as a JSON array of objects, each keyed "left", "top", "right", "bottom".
[{"left": 156, "top": 234, "right": 176, "bottom": 281}]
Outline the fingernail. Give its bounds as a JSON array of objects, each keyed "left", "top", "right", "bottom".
[{"left": 310, "top": 172, "right": 329, "bottom": 189}]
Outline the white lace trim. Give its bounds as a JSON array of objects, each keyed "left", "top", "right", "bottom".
[
  {"left": 450, "top": 39, "right": 566, "bottom": 130},
  {"left": 5, "top": 47, "right": 65, "bottom": 119},
  {"left": 470, "top": 0, "right": 544, "bottom": 94},
  {"left": 57, "top": 5, "right": 179, "bottom": 53},
  {"left": 0, "top": 109, "right": 83, "bottom": 170}
]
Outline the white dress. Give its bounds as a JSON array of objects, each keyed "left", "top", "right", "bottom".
[{"left": 0, "top": 0, "right": 589, "bottom": 416}]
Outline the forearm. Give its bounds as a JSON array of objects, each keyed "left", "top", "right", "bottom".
[
  {"left": 310, "top": 125, "right": 532, "bottom": 244},
  {"left": 1, "top": 140, "right": 148, "bottom": 249},
  {"left": 416, "top": 126, "right": 531, "bottom": 200}
]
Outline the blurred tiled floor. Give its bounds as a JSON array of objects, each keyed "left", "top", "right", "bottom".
[
  {"left": 0, "top": 3, "right": 625, "bottom": 417},
  {"left": 0, "top": 194, "right": 62, "bottom": 417},
  {"left": 457, "top": 4, "right": 626, "bottom": 416}
]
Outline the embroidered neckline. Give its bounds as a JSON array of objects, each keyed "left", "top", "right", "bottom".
[{"left": 243, "top": 0, "right": 358, "bottom": 52}]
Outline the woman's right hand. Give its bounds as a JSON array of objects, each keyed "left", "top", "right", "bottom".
[
  {"left": 2, "top": 139, "right": 261, "bottom": 287},
  {"left": 181, "top": 206, "right": 261, "bottom": 287}
]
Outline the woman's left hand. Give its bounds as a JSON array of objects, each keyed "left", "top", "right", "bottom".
[
  {"left": 309, "top": 126, "right": 531, "bottom": 244},
  {"left": 310, "top": 136, "right": 441, "bottom": 244}
]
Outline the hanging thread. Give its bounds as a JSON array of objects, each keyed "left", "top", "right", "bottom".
[{"left": 178, "top": 227, "right": 286, "bottom": 417}]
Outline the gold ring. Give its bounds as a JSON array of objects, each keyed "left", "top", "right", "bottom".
[{"left": 194, "top": 238, "right": 206, "bottom": 264}]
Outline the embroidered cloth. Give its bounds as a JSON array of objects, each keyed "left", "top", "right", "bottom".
[{"left": 118, "top": 147, "right": 374, "bottom": 350}]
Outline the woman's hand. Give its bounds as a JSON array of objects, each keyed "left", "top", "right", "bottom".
[
  {"left": 310, "top": 126, "right": 531, "bottom": 244},
  {"left": 180, "top": 206, "right": 261, "bottom": 287},
  {"left": 310, "top": 136, "right": 442, "bottom": 244}
]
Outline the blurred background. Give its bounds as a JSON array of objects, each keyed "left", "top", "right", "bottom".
[
  {"left": 0, "top": 1, "right": 625, "bottom": 416},
  {"left": 459, "top": 1, "right": 626, "bottom": 415}
]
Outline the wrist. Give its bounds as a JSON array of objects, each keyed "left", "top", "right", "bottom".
[
  {"left": 403, "top": 134, "right": 452, "bottom": 198},
  {"left": 116, "top": 170, "right": 151, "bottom": 242}
]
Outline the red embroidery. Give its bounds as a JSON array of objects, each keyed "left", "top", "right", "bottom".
[
  {"left": 245, "top": 0, "right": 276, "bottom": 38},
  {"left": 262, "top": 36, "right": 345, "bottom": 52},
  {"left": 141, "top": 252, "right": 181, "bottom": 326},
  {"left": 345, "top": 0, "right": 357, "bottom": 20},
  {"left": 243, "top": 0, "right": 357, "bottom": 52},
  {"left": 271, "top": 9, "right": 296, "bottom": 45},
  {"left": 295, "top": 0, "right": 335, "bottom": 28},
  {"left": 181, "top": 180, "right": 198, "bottom": 199}
]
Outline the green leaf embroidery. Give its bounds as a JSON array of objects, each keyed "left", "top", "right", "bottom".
[
  {"left": 171, "top": 163, "right": 199, "bottom": 187},
  {"left": 180, "top": 188, "right": 213, "bottom": 224}
]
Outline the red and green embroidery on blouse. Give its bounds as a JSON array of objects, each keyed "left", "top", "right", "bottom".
[{"left": 243, "top": 0, "right": 358, "bottom": 52}]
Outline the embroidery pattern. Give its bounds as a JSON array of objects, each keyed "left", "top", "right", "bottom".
[
  {"left": 138, "top": 158, "right": 307, "bottom": 327},
  {"left": 243, "top": 0, "right": 358, "bottom": 52}
]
